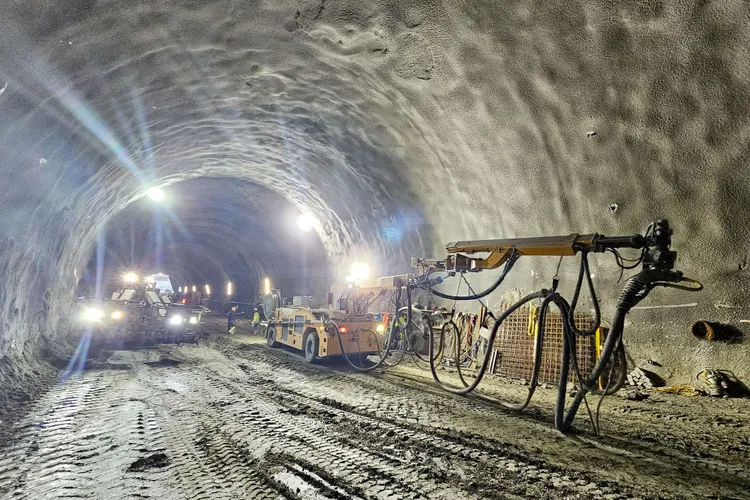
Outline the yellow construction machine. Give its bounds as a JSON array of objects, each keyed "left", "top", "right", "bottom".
[{"left": 264, "top": 286, "right": 391, "bottom": 363}]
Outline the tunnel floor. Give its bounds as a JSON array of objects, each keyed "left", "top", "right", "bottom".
[{"left": 1, "top": 321, "right": 750, "bottom": 499}]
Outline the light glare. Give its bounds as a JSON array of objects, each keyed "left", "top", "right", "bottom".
[
  {"left": 81, "top": 307, "right": 105, "bottom": 322},
  {"left": 264, "top": 278, "right": 271, "bottom": 296},
  {"left": 147, "top": 187, "right": 165, "bottom": 201},
  {"left": 351, "top": 263, "right": 371, "bottom": 281},
  {"left": 296, "top": 213, "right": 316, "bottom": 232},
  {"left": 122, "top": 272, "right": 138, "bottom": 283}
]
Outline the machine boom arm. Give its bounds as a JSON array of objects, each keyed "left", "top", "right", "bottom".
[{"left": 415, "top": 232, "right": 647, "bottom": 273}]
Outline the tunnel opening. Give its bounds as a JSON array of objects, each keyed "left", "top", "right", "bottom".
[{"left": 76, "top": 177, "right": 331, "bottom": 305}]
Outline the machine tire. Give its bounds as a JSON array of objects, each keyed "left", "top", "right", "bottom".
[
  {"left": 267, "top": 323, "right": 278, "bottom": 347},
  {"left": 304, "top": 332, "right": 319, "bottom": 363}
]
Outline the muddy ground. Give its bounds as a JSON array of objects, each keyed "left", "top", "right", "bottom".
[{"left": 1, "top": 317, "right": 749, "bottom": 499}]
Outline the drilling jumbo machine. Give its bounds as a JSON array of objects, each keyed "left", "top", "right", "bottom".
[{"left": 311, "top": 221, "right": 703, "bottom": 433}]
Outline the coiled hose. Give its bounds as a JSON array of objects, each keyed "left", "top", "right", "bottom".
[
  {"left": 566, "top": 252, "right": 600, "bottom": 336},
  {"left": 426, "top": 250, "right": 519, "bottom": 301}
]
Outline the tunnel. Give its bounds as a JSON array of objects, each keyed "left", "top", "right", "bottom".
[{"left": 2, "top": 1, "right": 750, "bottom": 498}]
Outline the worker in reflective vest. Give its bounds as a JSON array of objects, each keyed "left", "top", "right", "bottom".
[{"left": 252, "top": 308, "right": 260, "bottom": 330}]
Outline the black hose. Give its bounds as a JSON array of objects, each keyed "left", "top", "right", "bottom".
[
  {"left": 424, "top": 250, "right": 519, "bottom": 301},
  {"left": 428, "top": 291, "right": 547, "bottom": 396},
  {"left": 330, "top": 288, "right": 404, "bottom": 373},
  {"left": 566, "top": 252, "right": 600, "bottom": 336},
  {"left": 558, "top": 270, "right": 652, "bottom": 431}
]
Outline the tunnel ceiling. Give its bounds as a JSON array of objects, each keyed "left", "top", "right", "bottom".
[{"left": 3, "top": 1, "right": 750, "bottom": 380}]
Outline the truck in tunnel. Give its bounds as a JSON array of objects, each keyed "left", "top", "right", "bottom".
[{"left": 2, "top": 1, "right": 750, "bottom": 499}]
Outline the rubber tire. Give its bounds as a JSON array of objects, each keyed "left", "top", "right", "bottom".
[
  {"left": 304, "top": 332, "right": 319, "bottom": 363},
  {"left": 267, "top": 323, "right": 278, "bottom": 347}
]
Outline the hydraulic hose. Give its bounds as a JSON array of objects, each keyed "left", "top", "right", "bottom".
[
  {"left": 330, "top": 316, "right": 399, "bottom": 372},
  {"left": 428, "top": 291, "right": 547, "bottom": 397},
  {"left": 425, "top": 250, "right": 519, "bottom": 301},
  {"left": 456, "top": 292, "right": 553, "bottom": 410},
  {"left": 557, "top": 270, "right": 653, "bottom": 431},
  {"left": 397, "top": 306, "right": 443, "bottom": 364},
  {"left": 329, "top": 288, "right": 404, "bottom": 373},
  {"left": 566, "top": 252, "right": 600, "bottom": 337}
]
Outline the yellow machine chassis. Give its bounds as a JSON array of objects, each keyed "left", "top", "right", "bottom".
[{"left": 268, "top": 308, "right": 384, "bottom": 360}]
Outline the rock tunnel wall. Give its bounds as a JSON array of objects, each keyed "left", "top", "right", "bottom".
[{"left": 2, "top": 0, "right": 750, "bottom": 412}]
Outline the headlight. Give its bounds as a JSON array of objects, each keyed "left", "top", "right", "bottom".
[
  {"left": 169, "top": 315, "right": 184, "bottom": 325},
  {"left": 376, "top": 324, "right": 385, "bottom": 333},
  {"left": 189, "top": 316, "right": 198, "bottom": 324},
  {"left": 81, "top": 307, "right": 105, "bottom": 322},
  {"left": 111, "top": 310, "right": 123, "bottom": 320}
]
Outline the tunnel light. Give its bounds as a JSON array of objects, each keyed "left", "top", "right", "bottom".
[
  {"left": 376, "top": 324, "right": 385, "bottom": 333},
  {"left": 169, "top": 315, "right": 184, "bottom": 326},
  {"left": 111, "top": 310, "right": 123, "bottom": 320},
  {"left": 338, "top": 326, "right": 347, "bottom": 334},
  {"left": 296, "top": 213, "right": 316, "bottom": 232},
  {"left": 227, "top": 281, "right": 233, "bottom": 296},
  {"left": 192, "top": 285, "right": 197, "bottom": 293},
  {"left": 122, "top": 272, "right": 138, "bottom": 283},
  {"left": 81, "top": 307, "right": 105, "bottom": 322},
  {"left": 264, "top": 278, "right": 271, "bottom": 296},
  {"left": 350, "top": 263, "right": 371, "bottom": 281},
  {"left": 146, "top": 187, "right": 165, "bottom": 202},
  {"left": 205, "top": 284, "right": 211, "bottom": 295}
]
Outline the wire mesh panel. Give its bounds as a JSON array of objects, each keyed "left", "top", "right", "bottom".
[
  {"left": 491, "top": 303, "right": 598, "bottom": 385},
  {"left": 492, "top": 305, "right": 536, "bottom": 380}
]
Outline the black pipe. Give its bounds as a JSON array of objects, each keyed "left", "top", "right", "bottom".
[{"left": 558, "top": 270, "right": 652, "bottom": 431}]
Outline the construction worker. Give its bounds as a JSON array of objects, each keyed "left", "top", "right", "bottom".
[
  {"left": 227, "top": 305, "right": 238, "bottom": 334},
  {"left": 252, "top": 308, "right": 260, "bottom": 332}
]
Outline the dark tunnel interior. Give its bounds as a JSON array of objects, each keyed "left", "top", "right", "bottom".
[
  {"left": 77, "top": 177, "right": 332, "bottom": 303},
  {"left": 3, "top": 1, "right": 750, "bottom": 496}
]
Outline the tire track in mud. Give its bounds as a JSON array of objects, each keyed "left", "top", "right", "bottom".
[
  {"left": 3, "top": 339, "right": 750, "bottom": 499},
  {"left": 210, "top": 339, "right": 750, "bottom": 500},
  {"left": 141, "top": 348, "right": 481, "bottom": 500},
  {"left": 1, "top": 368, "right": 184, "bottom": 500},
  {"left": 154, "top": 343, "right": 623, "bottom": 499}
]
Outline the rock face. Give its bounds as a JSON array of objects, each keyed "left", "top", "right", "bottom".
[{"left": 1, "top": 0, "right": 750, "bottom": 394}]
